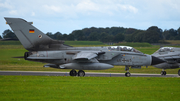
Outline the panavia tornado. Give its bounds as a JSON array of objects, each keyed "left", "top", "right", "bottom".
[
  {"left": 152, "top": 47, "right": 180, "bottom": 76},
  {"left": 4, "top": 17, "right": 164, "bottom": 77}
]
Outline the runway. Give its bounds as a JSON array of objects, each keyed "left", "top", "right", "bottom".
[{"left": 0, "top": 71, "right": 179, "bottom": 77}]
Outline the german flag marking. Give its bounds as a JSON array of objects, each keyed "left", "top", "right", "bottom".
[{"left": 29, "top": 29, "right": 35, "bottom": 33}]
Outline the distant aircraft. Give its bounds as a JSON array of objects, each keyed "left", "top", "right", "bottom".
[
  {"left": 5, "top": 17, "right": 164, "bottom": 77},
  {"left": 152, "top": 47, "right": 180, "bottom": 76}
]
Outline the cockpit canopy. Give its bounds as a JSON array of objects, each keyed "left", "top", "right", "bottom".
[
  {"left": 107, "top": 46, "right": 142, "bottom": 53},
  {"left": 156, "top": 47, "right": 174, "bottom": 53}
]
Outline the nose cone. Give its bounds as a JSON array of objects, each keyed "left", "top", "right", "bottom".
[{"left": 151, "top": 56, "right": 165, "bottom": 65}]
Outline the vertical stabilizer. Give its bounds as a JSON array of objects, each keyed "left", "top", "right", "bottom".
[{"left": 4, "top": 17, "right": 61, "bottom": 51}]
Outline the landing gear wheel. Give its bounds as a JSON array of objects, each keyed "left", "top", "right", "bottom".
[
  {"left": 125, "top": 72, "right": 131, "bottom": 77},
  {"left": 164, "top": 71, "right": 166, "bottom": 75},
  {"left": 78, "top": 70, "right": 85, "bottom": 77},
  {"left": 161, "top": 71, "right": 166, "bottom": 75},
  {"left": 69, "top": 69, "right": 77, "bottom": 76},
  {"left": 178, "top": 69, "right": 180, "bottom": 76}
]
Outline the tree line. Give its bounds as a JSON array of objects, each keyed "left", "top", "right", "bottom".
[{"left": 1, "top": 26, "right": 180, "bottom": 43}]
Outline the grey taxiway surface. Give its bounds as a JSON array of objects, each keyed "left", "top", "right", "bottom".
[{"left": 0, "top": 71, "right": 179, "bottom": 77}]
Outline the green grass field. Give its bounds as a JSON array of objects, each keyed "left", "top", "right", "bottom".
[
  {"left": 165, "top": 40, "right": 180, "bottom": 45},
  {"left": 116, "top": 42, "right": 153, "bottom": 47},
  {"left": 0, "top": 41, "right": 21, "bottom": 45},
  {"left": 0, "top": 76, "right": 179, "bottom": 101}
]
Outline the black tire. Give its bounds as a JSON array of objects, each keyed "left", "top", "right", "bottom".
[
  {"left": 161, "top": 71, "right": 164, "bottom": 75},
  {"left": 163, "top": 71, "right": 166, "bottom": 75},
  {"left": 178, "top": 69, "right": 180, "bottom": 76},
  {"left": 78, "top": 70, "right": 85, "bottom": 77},
  {"left": 161, "top": 71, "right": 163, "bottom": 75},
  {"left": 69, "top": 69, "right": 77, "bottom": 76},
  {"left": 125, "top": 72, "right": 131, "bottom": 77},
  {"left": 161, "top": 71, "right": 166, "bottom": 75},
  {"left": 24, "top": 52, "right": 29, "bottom": 60}
]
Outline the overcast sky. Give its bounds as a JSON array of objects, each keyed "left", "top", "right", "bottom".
[{"left": 0, "top": 0, "right": 180, "bottom": 37}]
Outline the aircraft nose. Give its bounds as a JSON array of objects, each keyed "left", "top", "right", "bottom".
[{"left": 151, "top": 56, "right": 165, "bottom": 65}]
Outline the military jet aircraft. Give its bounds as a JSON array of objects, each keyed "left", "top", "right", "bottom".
[
  {"left": 152, "top": 47, "right": 180, "bottom": 76},
  {"left": 4, "top": 17, "right": 164, "bottom": 77}
]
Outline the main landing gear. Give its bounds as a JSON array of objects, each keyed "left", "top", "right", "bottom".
[
  {"left": 69, "top": 69, "right": 85, "bottom": 77},
  {"left": 125, "top": 66, "right": 131, "bottom": 77},
  {"left": 161, "top": 69, "right": 180, "bottom": 76},
  {"left": 161, "top": 69, "right": 166, "bottom": 76}
]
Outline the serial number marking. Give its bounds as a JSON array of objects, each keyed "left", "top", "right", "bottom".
[{"left": 117, "top": 58, "right": 132, "bottom": 62}]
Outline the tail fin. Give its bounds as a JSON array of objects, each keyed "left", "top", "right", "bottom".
[{"left": 4, "top": 17, "right": 67, "bottom": 51}]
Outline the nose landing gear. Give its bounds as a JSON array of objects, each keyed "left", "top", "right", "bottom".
[{"left": 125, "top": 66, "right": 131, "bottom": 77}]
